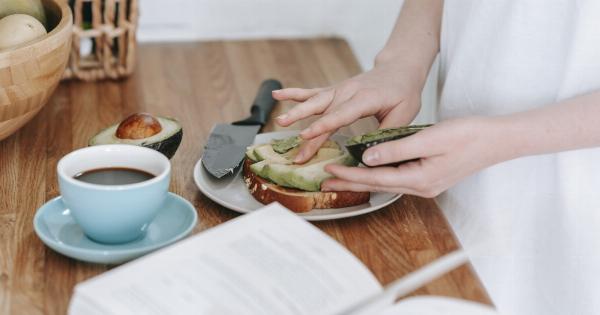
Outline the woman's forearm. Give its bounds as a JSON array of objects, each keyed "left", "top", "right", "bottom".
[
  {"left": 375, "top": 0, "right": 443, "bottom": 87},
  {"left": 491, "top": 91, "right": 600, "bottom": 161}
]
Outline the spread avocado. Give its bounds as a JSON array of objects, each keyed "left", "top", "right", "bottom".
[
  {"left": 271, "top": 136, "right": 302, "bottom": 154},
  {"left": 254, "top": 145, "right": 291, "bottom": 164}
]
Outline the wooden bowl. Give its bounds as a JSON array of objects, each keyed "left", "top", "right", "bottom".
[{"left": 0, "top": 0, "right": 72, "bottom": 141}]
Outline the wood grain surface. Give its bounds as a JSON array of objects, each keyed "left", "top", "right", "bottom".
[{"left": 0, "top": 39, "right": 491, "bottom": 314}]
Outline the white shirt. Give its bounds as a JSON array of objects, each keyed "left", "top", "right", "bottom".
[{"left": 437, "top": 1, "right": 600, "bottom": 314}]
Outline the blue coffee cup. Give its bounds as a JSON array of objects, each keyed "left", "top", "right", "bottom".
[{"left": 57, "top": 145, "right": 171, "bottom": 244}]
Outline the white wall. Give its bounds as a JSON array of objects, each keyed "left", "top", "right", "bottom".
[{"left": 137, "top": 0, "right": 437, "bottom": 124}]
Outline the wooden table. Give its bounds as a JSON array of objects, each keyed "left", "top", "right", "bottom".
[{"left": 0, "top": 39, "right": 491, "bottom": 314}]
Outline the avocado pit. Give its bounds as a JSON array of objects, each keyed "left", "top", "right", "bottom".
[{"left": 116, "top": 113, "right": 162, "bottom": 140}]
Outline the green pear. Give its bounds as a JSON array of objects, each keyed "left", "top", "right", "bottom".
[{"left": 0, "top": 0, "right": 47, "bottom": 28}]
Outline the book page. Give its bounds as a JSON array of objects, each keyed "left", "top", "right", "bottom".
[
  {"left": 381, "top": 296, "right": 497, "bottom": 315},
  {"left": 338, "top": 250, "right": 475, "bottom": 315},
  {"left": 69, "top": 203, "right": 382, "bottom": 315}
]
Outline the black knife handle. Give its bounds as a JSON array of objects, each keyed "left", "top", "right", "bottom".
[{"left": 233, "top": 79, "right": 283, "bottom": 126}]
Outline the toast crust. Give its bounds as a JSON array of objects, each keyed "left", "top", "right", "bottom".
[{"left": 243, "top": 159, "right": 370, "bottom": 213}]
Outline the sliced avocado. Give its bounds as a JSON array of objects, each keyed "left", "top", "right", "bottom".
[
  {"left": 247, "top": 135, "right": 354, "bottom": 191},
  {"left": 89, "top": 116, "right": 182, "bottom": 159},
  {"left": 263, "top": 147, "right": 344, "bottom": 187},
  {"left": 321, "top": 139, "right": 340, "bottom": 150},
  {"left": 287, "top": 153, "right": 357, "bottom": 192},
  {"left": 263, "top": 163, "right": 297, "bottom": 187},
  {"left": 278, "top": 141, "right": 339, "bottom": 161},
  {"left": 245, "top": 144, "right": 261, "bottom": 162},
  {"left": 271, "top": 136, "right": 340, "bottom": 154},
  {"left": 282, "top": 147, "right": 300, "bottom": 160},
  {"left": 311, "top": 148, "right": 343, "bottom": 160},
  {"left": 249, "top": 160, "right": 270, "bottom": 178},
  {"left": 254, "top": 145, "right": 291, "bottom": 164}
]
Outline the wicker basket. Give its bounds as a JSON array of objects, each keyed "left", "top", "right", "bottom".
[{"left": 63, "top": 0, "right": 138, "bottom": 81}]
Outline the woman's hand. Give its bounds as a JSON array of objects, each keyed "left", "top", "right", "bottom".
[
  {"left": 273, "top": 64, "right": 423, "bottom": 163},
  {"left": 272, "top": 0, "right": 443, "bottom": 164},
  {"left": 322, "top": 117, "right": 508, "bottom": 197}
]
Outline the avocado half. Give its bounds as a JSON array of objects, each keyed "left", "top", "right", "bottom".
[
  {"left": 89, "top": 115, "right": 183, "bottom": 159},
  {"left": 345, "top": 124, "right": 432, "bottom": 166}
]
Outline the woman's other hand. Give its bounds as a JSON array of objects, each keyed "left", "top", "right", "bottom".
[{"left": 321, "top": 117, "right": 508, "bottom": 197}]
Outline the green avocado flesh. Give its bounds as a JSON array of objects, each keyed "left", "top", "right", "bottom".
[
  {"left": 346, "top": 124, "right": 432, "bottom": 146},
  {"left": 254, "top": 145, "right": 291, "bottom": 164},
  {"left": 287, "top": 154, "right": 356, "bottom": 191},
  {"left": 249, "top": 160, "right": 270, "bottom": 178},
  {"left": 246, "top": 136, "right": 357, "bottom": 191},
  {"left": 89, "top": 117, "right": 182, "bottom": 159},
  {"left": 269, "top": 136, "right": 340, "bottom": 154},
  {"left": 271, "top": 136, "right": 302, "bottom": 154},
  {"left": 246, "top": 144, "right": 261, "bottom": 161},
  {"left": 263, "top": 148, "right": 342, "bottom": 188}
]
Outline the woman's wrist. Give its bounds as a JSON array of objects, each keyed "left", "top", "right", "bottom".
[
  {"left": 470, "top": 115, "right": 527, "bottom": 166},
  {"left": 371, "top": 53, "right": 430, "bottom": 105},
  {"left": 374, "top": 0, "right": 442, "bottom": 89},
  {"left": 471, "top": 89, "right": 600, "bottom": 167},
  {"left": 484, "top": 110, "right": 562, "bottom": 163},
  {"left": 374, "top": 49, "right": 430, "bottom": 85}
]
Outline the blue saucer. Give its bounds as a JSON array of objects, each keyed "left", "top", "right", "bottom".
[{"left": 33, "top": 192, "right": 198, "bottom": 264}]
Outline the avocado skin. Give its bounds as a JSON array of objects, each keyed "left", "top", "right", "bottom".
[
  {"left": 345, "top": 125, "right": 431, "bottom": 166},
  {"left": 141, "top": 129, "right": 182, "bottom": 159}
]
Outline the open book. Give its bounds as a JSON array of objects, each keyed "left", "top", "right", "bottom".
[{"left": 69, "top": 203, "right": 496, "bottom": 315}]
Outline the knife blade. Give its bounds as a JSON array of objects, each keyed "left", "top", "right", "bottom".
[{"left": 202, "top": 79, "right": 283, "bottom": 178}]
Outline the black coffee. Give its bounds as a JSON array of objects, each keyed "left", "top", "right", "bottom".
[{"left": 74, "top": 167, "right": 155, "bottom": 185}]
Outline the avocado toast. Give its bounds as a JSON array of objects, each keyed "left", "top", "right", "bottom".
[{"left": 243, "top": 136, "right": 370, "bottom": 212}]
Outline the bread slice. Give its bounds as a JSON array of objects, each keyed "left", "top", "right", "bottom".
[{"left": 243, "top": 159, "right": 370, "bottom": 213}]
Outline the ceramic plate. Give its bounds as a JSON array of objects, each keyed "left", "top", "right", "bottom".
[
  {"left": 194, "top": 130, "right": 401, "bottom": 221},
  {"left": 33, "top": 192, "right": 198, "bottom": 264}
]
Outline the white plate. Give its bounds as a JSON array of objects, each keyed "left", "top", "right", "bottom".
[{"left": 194, "top": 130, "right": 401, "bottom": 221}]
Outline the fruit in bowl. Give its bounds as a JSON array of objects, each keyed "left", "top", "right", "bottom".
[
  {"left": 0, "top": 0, "right": 72, "bottom": 141},
  {"left": 0, "top": 0, "right": 47, "bottom": 26},
  {"left": 0, "top": 14, "right": 47, "bottom": 50}
]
